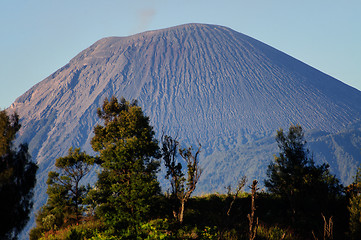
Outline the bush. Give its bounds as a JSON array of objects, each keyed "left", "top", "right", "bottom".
[
  {"left": 37, "top": 220, "right": 104, "bottom": 240},
  {"left": 256, "top": 224, "right": 299, "bottom": 240},
  {"left": 140, "top": 219, "right": 172, "bottom": 239}
]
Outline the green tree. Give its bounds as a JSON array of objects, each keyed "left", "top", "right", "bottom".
[
  {"left": 90, "top": 97, "right": 161, "bottom": 237},
  {"left": 348, "top": 166, "right": 361, "bottom": 239},
  {"left": 264, "top": 124, "right": 343, "bottom": 233},
  {"left": 30, "top": 147, "right": 93, "bottom": 239},
  {"left": 0, "top": 110, "right": 37, "bottom": 240}
]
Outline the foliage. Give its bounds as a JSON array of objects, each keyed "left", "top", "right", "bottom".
[
  {"left": 0, "top": 110, "right": 37, "bottom": 240},
  {"left": 348, "top": 165, "right": 361, "bottom": 239},
  {"left": 140, "top": 219, "right": 172, "bottom": 239},
  {"left": 256, "top": 224, "right": 299, "bottom": 240},
  {"left": 33, "top": 187, "right": 351, "bottom": 240},
  {"left": 33, "top": 219, "right": 105, "bottom": 240},
  {"left": 90, "top": 234, "right": 119, "bottom": 240},
  {"left": 179, "top": 145, "right": 202, "bottom": 201},
  {"left": 264, "top": 124, "right": 343, "bottom": 234},
  {"left": 349, "top": 196, "right": 361, "bottom": 239},
  {"left": 30, "top": 148, "right": 94, "bottom": 239},
  {"left": 162, "top": 135, "right": 202, "bottom": 224},
  {"left": 199, "top": 226, "right": 219, "bottom": 239},
  {"left": 90, "top": 96, "right": 161, "bottom": 236},
  {"left": 50, "top": 147, "right": 94, "bottom": 221},
  {"left": 162, "top": 135, "right": 184, "bottom": 217},
  {"left": 30, "top": 97, "right": 356, "bottom": 240}
]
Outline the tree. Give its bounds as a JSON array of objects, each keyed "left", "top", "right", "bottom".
[
  {"left": 0, "top": 110, "right": 37, "bottom": 240},
  {"left": 161, "top": 135, "right": 184, "bottom": 220},
  {"left": 247, "top": 180, "right": 259, "bottom": 240},
  {"left": 264, "top": 124, "right": 343, "bottom": 232},
  {"left": 90, "top": 97, "right": 161, "bottom": 236},
  {"left": 348, "top": 165, "right": 361, "bottom": 239},
  {"left": 30, "top": 148, "right": 94, "bottom": 239},
  {"left": 226, "top": 176, "right": 247, "bottom": 217},
  {"left": 161, "top": 135, "right": 202, "bottom": 224}
]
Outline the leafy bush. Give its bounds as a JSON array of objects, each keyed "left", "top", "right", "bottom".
[
  {"left": 140, "top": 219, "right": 172, "bottom": 239},
  {"left": 199, "top": 226, "right": 219, "bottom": 239},
  {"left": 38, "top": 220, "right": 104, "bottom": 240}
]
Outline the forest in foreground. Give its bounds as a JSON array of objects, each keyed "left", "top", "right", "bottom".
[{"left": 1, "top": 96, "right": 361, "bottom": 240}]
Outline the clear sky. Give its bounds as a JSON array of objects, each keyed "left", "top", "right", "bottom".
[{"left": 1, "top": 0, "right": 360, "bottom": 109}]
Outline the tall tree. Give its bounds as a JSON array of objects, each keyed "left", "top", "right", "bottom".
[
  {"left": 0, "top": 110, "right": 37, "bottom": 240},
  {"left": 348, "top": 166, "right": 361, "bottom": 239},
  {"left": 161, "top": 135, "right": 202, "bottom": 224},
  {"left": 90, "top": 97, "right": 161, "bottom": 236},
  {"left": 161, "top": 135, "right": 184, "bottom": 220},
  {"left": 264, "top": 124, "right": 343, "bottom": 233},
  {"left": 30, "top": 148, "right": 94, "bottom": 239},
  {"left": 178, "top": 145, "right": 202, "bottom": 223}
]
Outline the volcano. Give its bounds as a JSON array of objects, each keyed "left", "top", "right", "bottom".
[{"left": 10, "top": 23, "right": 361, "bottom": 235}]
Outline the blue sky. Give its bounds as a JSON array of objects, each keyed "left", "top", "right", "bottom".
[{"left": 1, "top": 0, "right": 360, "bottom": 109}]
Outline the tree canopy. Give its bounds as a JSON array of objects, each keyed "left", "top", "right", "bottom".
[
  {"left": 265, "top": 124, "right": 343, "bottom": 234},
  {"left": 90, "top": 96, "right": 161, "bottom": 236},
  {"left": 0, "top": 110, "right": 37, "bottom": 240},
  {"left": 30, "top": 148, "right": 94, "bottom": 239},
  {"left": 348, "top": 165, "right": 361, "bottom": 239}
]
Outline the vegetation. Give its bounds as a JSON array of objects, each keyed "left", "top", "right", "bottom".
[
  {"left": 348, "top": 165, "right": 361, "bottom": 239},
  {"left": 88, "top": 97, "right": 161, "bottom": 237},
  {"left": 29, "top": 97, "right": 360, "bottom": 240},
  {"left": 264, "top": 124, "right": 344, "bottom": 237},
  {"left": 0, "top": 110, "right": 37, "bottom": 240},
  {"left": 161, "top": 135, "right": 202, "bottom": 224},
  {"left": 30, "top": 148, "right": 94, "bottom": 239}
]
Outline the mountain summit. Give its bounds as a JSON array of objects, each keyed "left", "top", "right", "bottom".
[{"left": 10, "top": 23, "right": 361, "bottom": 233}]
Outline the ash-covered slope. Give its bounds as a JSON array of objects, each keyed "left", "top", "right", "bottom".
[
  {"left": 10, "top": 24, "right": 361, "bottom": 235},
  {"left": 13, "top": 24, "right": 361, "bottom": 164}
]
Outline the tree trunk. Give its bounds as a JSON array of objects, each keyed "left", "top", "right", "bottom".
[{"left": 179, "top": 200, "right": 185, "bottom": 224}]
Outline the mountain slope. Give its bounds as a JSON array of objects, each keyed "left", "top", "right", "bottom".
[
  {"left": 13, "top": 24, "right": 361, "bottom": 164},
  {"left": 9, "top": 23, "right": 361, "bottom": 237}
]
